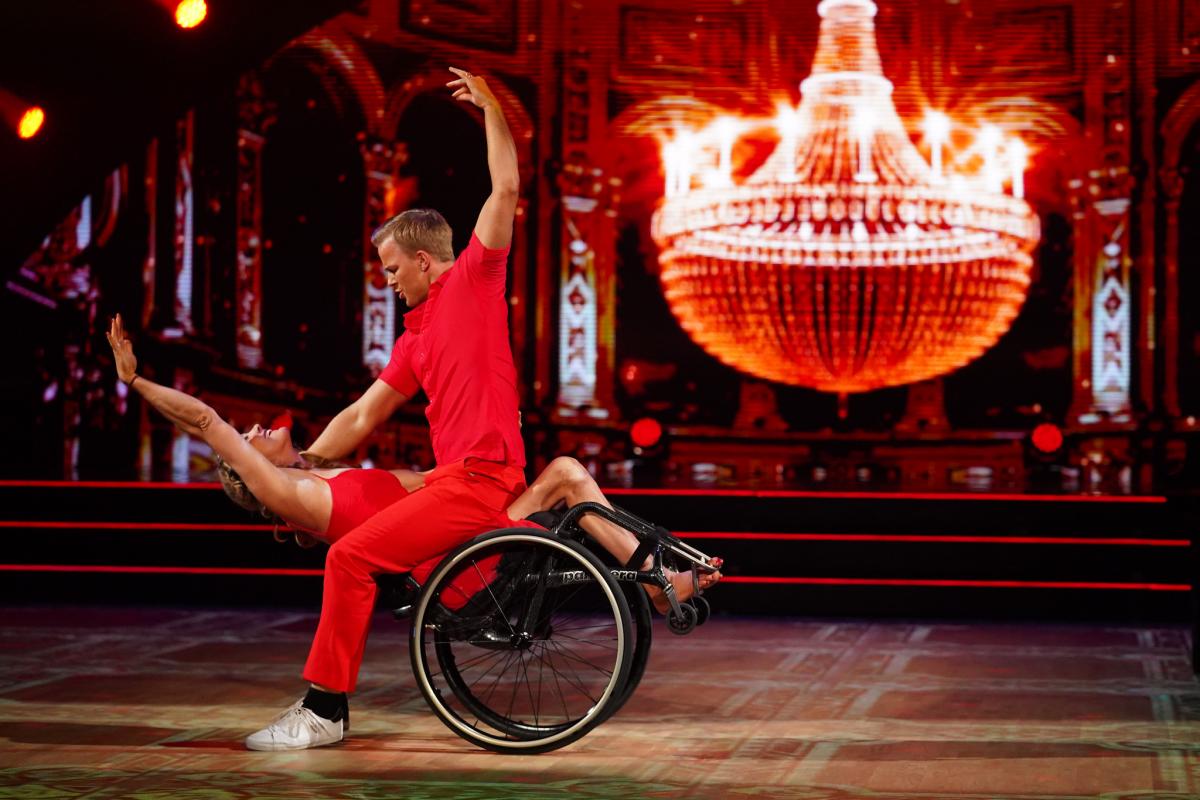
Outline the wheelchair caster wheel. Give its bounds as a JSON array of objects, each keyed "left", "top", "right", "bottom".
[
  {"left": 667, "top": 602, "right": 698, "bottom": 635},
  {"left": 693, "top": 596, "right": 710, "bottom": 625}
]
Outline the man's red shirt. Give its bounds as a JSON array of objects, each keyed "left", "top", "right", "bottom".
[{"left": 379, "top": 233, "right": 525, "bottom": 467}]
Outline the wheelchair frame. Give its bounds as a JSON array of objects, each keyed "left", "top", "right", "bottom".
[{"left": 387, "top": 501, "right": 720, "bottom": 753}]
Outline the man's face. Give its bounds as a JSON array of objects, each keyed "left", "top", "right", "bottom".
[{"left": 379, "top": 239, "right": 431, "bottom": 308}]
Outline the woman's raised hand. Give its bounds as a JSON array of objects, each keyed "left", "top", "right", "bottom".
[{"left": 105, "top": 313, "right": 138, "bottom": 384}]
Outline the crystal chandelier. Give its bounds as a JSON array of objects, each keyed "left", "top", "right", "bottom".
[{"left": 651, "top": 0, "right": 1041, "bottom": 394}]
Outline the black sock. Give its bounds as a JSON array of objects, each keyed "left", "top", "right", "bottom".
[{"left": 302, "top": 687, "right": 348, "bottom": 723}]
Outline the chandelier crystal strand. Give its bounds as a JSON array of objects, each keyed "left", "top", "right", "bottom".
[{"left": 651, "top": 0, "right": 1040, "bottom": 393}]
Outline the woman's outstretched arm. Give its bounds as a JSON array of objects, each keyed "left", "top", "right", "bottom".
[{"left": 106, "top": 314, "right": 325, "bottom": 530}]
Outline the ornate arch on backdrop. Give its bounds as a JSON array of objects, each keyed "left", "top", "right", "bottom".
[
  {"left": 1157, "top": 79, "right": 1200, "bottom": 416},
  {"left": 380, "top": 66, "right": 535, "bottom": 171},
  {"left": 284, "top": 26, "right": 388, "bottom": 134},
  {"left": 1162, "top": 80, "right": 1200, "bottom": 173},
  {"left": 240, "top": 27, "right": 391, "bottom": 373},
  {"left": 377, "top": 66, "right": 537, "bottom": 383}
]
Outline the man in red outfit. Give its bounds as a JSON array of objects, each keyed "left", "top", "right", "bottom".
[{"left": 245, "top": 66, "right": 530, "bottom": 751}]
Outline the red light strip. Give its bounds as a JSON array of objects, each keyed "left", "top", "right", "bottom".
[
  {"left": 604, "top": 488, "right": 1168, "bottom": 503},
  {"left": 0, "top": 523, "right": 1182, "bottom": 546},
  {"left": 0, "top": 521, "right": 273, "bottom": 531},
  {"left": 0, "top": 564, "right": 322, "bottom": 576},
  {"left": 719, "top": 576, "right": 1191, "bottom": 591},
  {"left": 0, "top": 481, "right": 1169, "bottom": 503},
  {"left": 676, "top": 532, "right": 1189, "bottom": 547}
]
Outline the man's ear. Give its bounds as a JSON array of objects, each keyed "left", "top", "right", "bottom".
[{"left": 417, "top": 250, "right": 431, "bottom": 272}]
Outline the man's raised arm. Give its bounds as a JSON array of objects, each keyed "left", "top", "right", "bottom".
[
  {"left": 306, "top": 379, "right": 409, "bottom": 462},
  {"left": 447, "top": 66, "right": 518, "bottom": 249}
]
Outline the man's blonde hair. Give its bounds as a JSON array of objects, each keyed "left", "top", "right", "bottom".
[{"left": 371, "top": 208, "right": 454, "bottom": 262}]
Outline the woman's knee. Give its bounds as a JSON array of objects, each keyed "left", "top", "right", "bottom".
[{"left": 550, "top": 457, "right": 592, "bottom": 493}]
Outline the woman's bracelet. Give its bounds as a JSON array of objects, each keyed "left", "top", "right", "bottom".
[{"left": 126, "top": 374, "right": 139, "bottom": 388}]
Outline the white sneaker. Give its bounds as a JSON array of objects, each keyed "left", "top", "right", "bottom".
[
  {"left": 245, "top": 704, "right": 344, "bottom": 751},
  {"left": 265, "top": 698, "right": 350, "bottom": 731}
]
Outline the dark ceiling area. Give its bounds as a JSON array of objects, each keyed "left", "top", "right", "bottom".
[{"left": 0, "top": 0, "right": 360, "bottom": 266}]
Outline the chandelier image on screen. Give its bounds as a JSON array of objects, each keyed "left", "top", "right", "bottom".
[{"left": 651, "top": 0, "right": 1041, "bottom": 393}]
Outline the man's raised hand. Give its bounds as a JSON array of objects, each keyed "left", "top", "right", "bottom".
[{"left": 446, "top": 67, "right": 499, "bottom": 110}]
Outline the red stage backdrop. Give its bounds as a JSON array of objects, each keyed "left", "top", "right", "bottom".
[{"left": 7, "top": 0, "right": 1200, "bottom": 494}]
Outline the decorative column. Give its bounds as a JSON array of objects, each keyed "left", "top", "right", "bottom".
[
  {"left": 1157, "top": 77, "right": 1200, "bottom": 422},
  {"left": 234, "top": 74, "right": 273, "bottom": 370},
  {"left": 532, "top": 0, "right": 562, "bottom": 412},
  {"left": 172, "top": 110, "right": 195, "bottom": 335},
  {"left": 141, "top": 139, "right": 157, "bottom": 329},
  {"left": 1068, "top": 0, "right": 1134, "bottom": 425},
  {"left": 556, "top": 1, "right": 619, "bottom": 419},
  {"left": 556, "top": 164, "right": 619, "bottom": 416},
  {"left": 360, "top": 138, "right": 408, "bottom": 376},
  {"left": 1133, "top": 0, "right": 1157, "bottom": 413},
  {"left": 1159, "top": 166, "right": 1184, "bottom": 418}
]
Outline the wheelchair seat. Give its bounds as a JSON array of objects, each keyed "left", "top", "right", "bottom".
[{"left": 523, "top": 509, "right": 563, "bottom": 530}]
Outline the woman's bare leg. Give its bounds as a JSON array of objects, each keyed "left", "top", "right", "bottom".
[
  {"left": 507, "top": 457, "right": 720, "bottom": 612},
  {"left": 507, "top": 458, "right": 640, "bottom": 562}
]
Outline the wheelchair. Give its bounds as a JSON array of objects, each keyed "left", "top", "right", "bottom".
[{"left": 379, "top": 501, "right": 720, "bottom": 754}]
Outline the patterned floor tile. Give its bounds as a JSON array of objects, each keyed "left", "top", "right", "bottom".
[{"left": 0, "top": 607, "right": 1197, "bottom": 798}]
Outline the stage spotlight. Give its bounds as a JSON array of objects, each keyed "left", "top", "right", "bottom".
[
  {"left": 160, "top": 0, "right": 207, "bottom": 29},
  {"left": 1030, "top": 422, "right": 1064, "bottom": 456},
  {"left": 630, "top": 417, "right": 663, "bottom": 452},
  {"left": 1025, "top": 421, "right": 1069, "bottom": 490},
  {"left": 0, "top": 89, "right": 45, "bottom": 140},
  {"left": 628, "top": 416, "right": 668, "bottom": 483},
  {"left": 17, "top": 106, "right": 44, "bottom": 139}
]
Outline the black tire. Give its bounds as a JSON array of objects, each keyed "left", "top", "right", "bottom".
[
  {"left": 410, "top": 528, "right": 633, "bottom": 754},
  {"left": 603, "top": 577, "right": 652, "bottom": 720}
]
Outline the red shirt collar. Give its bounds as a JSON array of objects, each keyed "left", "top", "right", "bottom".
[{"left": 401, "top": 269, "right": 452, "bottom": 334}]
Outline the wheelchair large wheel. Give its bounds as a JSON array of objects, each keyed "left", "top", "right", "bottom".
[{"left": 410, "top": 528, "right": 633, "bottom": 754}]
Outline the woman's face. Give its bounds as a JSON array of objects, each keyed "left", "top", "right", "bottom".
[{"left": 243, "top": 424, "right": 296, "bottom": 466}]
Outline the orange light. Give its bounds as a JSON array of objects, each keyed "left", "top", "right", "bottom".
[
  {"left": 174, "top": 0, "right": 207, "bottom": 29},
  {"left": 630, "top": 418, "right": 663, "bottom": 449},
  {"left": 650, "top": 0, "right": 1040, "bottom": 394},
  {"left": 1031, "top": 423, "right": 1064, "bottom": 455},
  {"left": 17, "top": 107, "right": 44, "bottom": 139}
]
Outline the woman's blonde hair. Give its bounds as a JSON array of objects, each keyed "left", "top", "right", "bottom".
[
  {"left": 215, "top": 455, "right": 271, "bottom": 517},
  {"left": 215, "top": 448, "right": 353, "bottom": 547}
]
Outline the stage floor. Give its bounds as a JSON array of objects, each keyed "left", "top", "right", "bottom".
[{"left": 1, "top": 607, "right": 1199, "bottom": 798}]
